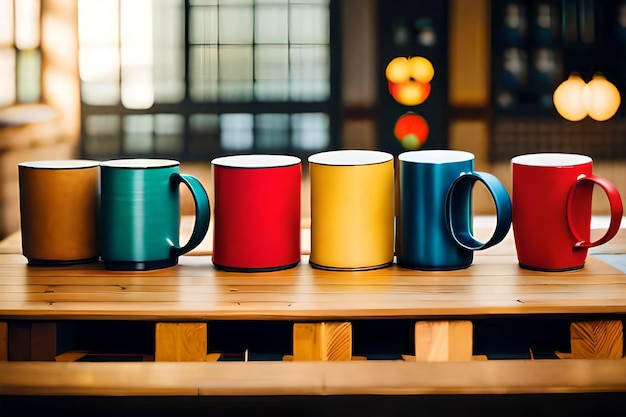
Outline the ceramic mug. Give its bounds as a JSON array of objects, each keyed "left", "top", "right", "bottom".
[
  {"left": 396, "top": 150, "right": 512, "bottom": 271},
  {"left": 308, "top": 149, "right": 395, "bottom": 271},
  {"left": 18, "top": 160, "right": 100, "bottom": 265},
  {"left": 99, "top": 159, "right": 210, "bottom": 271},
  {"left": 211, "top": 154, "right": 302, "bottom": 272},
  {"left": 512, "top": 153, "right": 623, "bottom": 271}
]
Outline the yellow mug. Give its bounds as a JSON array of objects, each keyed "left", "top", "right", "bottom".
[{"left": 308, "top": 150, "right": 395, "bottom": 271}]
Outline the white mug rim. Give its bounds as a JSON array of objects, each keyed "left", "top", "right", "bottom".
[
  {"left": 212, "top": 154, "right": 301, "bottom": 168},
  {"left": 512, "top": 153, "right": 592, "bottom": 167},
  {"left": 308, "top": 150, "right": 392, "bottom": 166},
  {"left": 398, "top": 149, "right": 474, "bottom": 164},
  {"left": 100, "top": 159, "right": 180, "bottom": 168},
  {"left": 18, "top": 160, "right": 100, "bottom": 169}
]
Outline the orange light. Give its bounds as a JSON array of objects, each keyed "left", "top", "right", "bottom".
[
  {"left": 553, "top": 72, "right": 621, "bottom": 121},
  {"left": 394, "top": 112, "right": 429, "bottom": 150},
  {"left": 584, "top": 74, "right": 621, "bottom": 121},
  {"left": 385, "top": 56, "right": 434, "bottom": 106}
]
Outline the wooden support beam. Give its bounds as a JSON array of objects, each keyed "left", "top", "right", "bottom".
[
  {"left": 155, "top": 323, "right": 208, "bottom": 362},
  {"left": 0, "top": 322, "right": 7, "bottom": 361},
  {"left": 412, "top": 320, "right": 473, "bottom": 362},
  {"left": 558, "top": 320, "right": 623, "bottom": 359},
  {"left": 292, "top": 322, "right": 352, "bottom": 361},
  {"left": 7, "top": 321, "right": 56, "bottom": 361}
]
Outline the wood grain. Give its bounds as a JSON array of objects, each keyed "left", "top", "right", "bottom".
[
  {"left": 570, "top": 320, "right": 624, "bottom": 359},
  {"left": 414, "top": 320, "right": 473, "bottom": 361},
  {"left": 2, "top": 360, "right": 626, "bottom": 396},
  {"left": 293, "top": 322, "right": 352, "bottom": 361},
  {"left": 155, "top": 323, "right": 208, "bottom": 361}
]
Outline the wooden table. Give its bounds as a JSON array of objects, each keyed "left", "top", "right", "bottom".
[{"left": 1, "top": 217, "right": 626, "bottom": 415}]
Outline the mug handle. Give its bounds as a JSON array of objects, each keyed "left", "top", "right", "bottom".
[
  {"left": 445, "top": 172, "right": 512, "bottom": 250},
  {"left": 567, "top": 174, "right": 623, "bottom": 248},
  {"left": 169, "top": 173, "right": 211, "bottom": 257}
]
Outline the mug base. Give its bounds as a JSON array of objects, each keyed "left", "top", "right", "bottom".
[
  {"left": 309, "top": 260, "right": 393, "bottom": 272},
  {"left": 213, "top": 261, "right": 300, "bottom": 273},
  {"left": 27, "top": 256, "right": 100, "bottom": 266},
  {"left": 519, "top": 262, "right": 584, "bottom": 272},
  {"left": 396, "top": 261, "right": 471, "bottom": 271},
  {"left": 104, "top": 258, "right": 178, "bottom": 271}
]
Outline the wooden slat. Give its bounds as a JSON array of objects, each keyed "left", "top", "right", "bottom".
[
  {"left": 414, "top": 320, "right": 473, "bottom": 361},
  {"left": 2, "top": 360, "right": 626, "bottom": 396},
  {"left": 155, "top": 323, "right": 207, "bottom": 361},
  {"left": 570, "top": 320, "right": 624, "bottom": 359},
  {"left": 293, "top": 322, "right": 352, "bottom": 361}
]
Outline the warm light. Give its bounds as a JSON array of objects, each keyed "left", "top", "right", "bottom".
[
  {"left": 385, "top": 55, "right": 435, "bottom": 106},
  {"left": 394, "top": 112, "right": 429, "bottom": 150},
  {"left": 553, "top": 72, "right": 621, "bottom": 122},
  {"left": 408, "top": 56, "right": 434, "bottom": 83},
  {"left": 584, "top": 74, "right": 621, "bottom": 121},
  {"left": 385, "top": 57, "right": 410, "bottom": 84},
  {"left": 553, "top": 73, "right": 587, "bottom": 121}
]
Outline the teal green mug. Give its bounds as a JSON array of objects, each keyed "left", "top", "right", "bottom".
[{"left": 100, "top": 159, "right": 210, "bottom": 271}]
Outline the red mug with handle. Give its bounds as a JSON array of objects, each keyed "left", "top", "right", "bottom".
[
  {"left": 511, "top": 153, "right": 623, "bottom": 272},
  {"left": 211, "top": 154, "right": 302, "bottom": 272}
]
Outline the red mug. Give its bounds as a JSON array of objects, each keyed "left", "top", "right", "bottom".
[
  {"left": 211, "top": 154, "right": 301, "bottom": 272},
  {"left": 511, "top": 153, "right": 623, "bottom": 271}
]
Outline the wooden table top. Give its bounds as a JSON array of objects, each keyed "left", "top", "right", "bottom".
[{"left": 0, "top": 217, "right": 624, "bottom": 321}]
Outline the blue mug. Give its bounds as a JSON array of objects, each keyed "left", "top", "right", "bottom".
[{"left": 396, "top": 150, "right": 512, "bottom": 270}]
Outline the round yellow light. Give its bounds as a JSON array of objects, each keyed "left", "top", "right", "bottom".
[
  {"left": 385, "top": 57, "right": 410, "bottom": 83},
  {"left": 408, "top": 56, "right": 435, "bottom": 83},
  {"left": 553, "top": 73, "right": 587, "bottom": 121},
  {"left": 584, "top": 74, "right": 621, "bottom": 121}
]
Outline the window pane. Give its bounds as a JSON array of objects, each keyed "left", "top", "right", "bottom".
[
  {"left": 219, "top": 45, "right": 253, "bottom": 101},
  {"left": 153, "top": 0, "right": 185, "bottom": 103},
  {"left": 189, "top": 113, "right": 220, "bottom": 154},
  {"left": 190, "top": 45, "right": 219, "bottom": 101},
  {"left": 155, "top": 114, "right": 184, "bottom": 154},
  {"left": 0, "top": 0, "right": 14, "bottom": 46},
  {"left": 291, "top": 113, "right": 329, "bottom": 150},
  {"left": 289, "top": 3, "right": 329, "bottom": 44},
  {"left": 256, "top": 113, "right": 289, "bottom": 149},
  {"left": 15, "top": 0, "right": 40, "bottom": 50},
  {"left": 289, "top": 45, "right": 329, "bottom": 100},
  {"left": 78, "top": 0, "right": 120, "bottom": 105},
  {"left": 123, "top": 115, "right": 154, "bottom": 154},
  {"left": 84, "top": 115, "right": 121, "bottom": 156},
  {"left": 189, "top": 5, "right": 218, "bottom": 44},
  {"left": 219, "top": 5, "right": 253, "bottom": 44},
  {"left": 255, "top": 45, "right": 288, "bottom": 100},
  {"left": 255, "top": 5, "right": 288, "bottom": 43},
  {"left": 121, "top": 0, "right": 154, "bottom": 109},
  {"left": 16, "top": 49, "right": 40, "bottom": 102},
  {"left": 0, "top": 48, "right": 16, "bottom": 105},
  {"left": 220, "top": 113, "right": 253, "bottom": 150}
]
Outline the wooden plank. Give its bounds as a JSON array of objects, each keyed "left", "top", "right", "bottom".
[
  {"left": 0, "top": 322, "right": 7, "bottom": 361},
  {"left": 155, "top": 323, "right": 207, "bottom": 362},
  {"left": 2, "top": 360, "right": 626, "bottom": 396},
  {"left": 293, "top": 322, "right": 352, "bottom": 361},
  {"left": 569, "top": 320, "right": 623, "bottom": 359},
  {"left": 413, "top": 320, "right": 473, "bottom": 361}
]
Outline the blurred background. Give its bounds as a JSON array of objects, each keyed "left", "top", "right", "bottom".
[{"left": 1, "top": 0, "right": 625, "bottom": 239}]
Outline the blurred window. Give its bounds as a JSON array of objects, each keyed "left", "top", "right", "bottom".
[{"left": 78, "top": 0, "right": 338, "bottom": 160}]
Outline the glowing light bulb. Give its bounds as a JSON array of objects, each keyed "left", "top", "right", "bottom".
[
  {"left": 553, "top": 73, "right": 587, "bottom": 121},
  {"left": 585, "top": 73, "right": 621, "bottom": 121}
]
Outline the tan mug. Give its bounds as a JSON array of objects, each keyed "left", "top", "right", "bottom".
[
  {"left": 18, "top": 160, "right": 100, "bottom": 265},
  {"left": 308, "top": 149, "right": 395, "bottom": 271}
]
